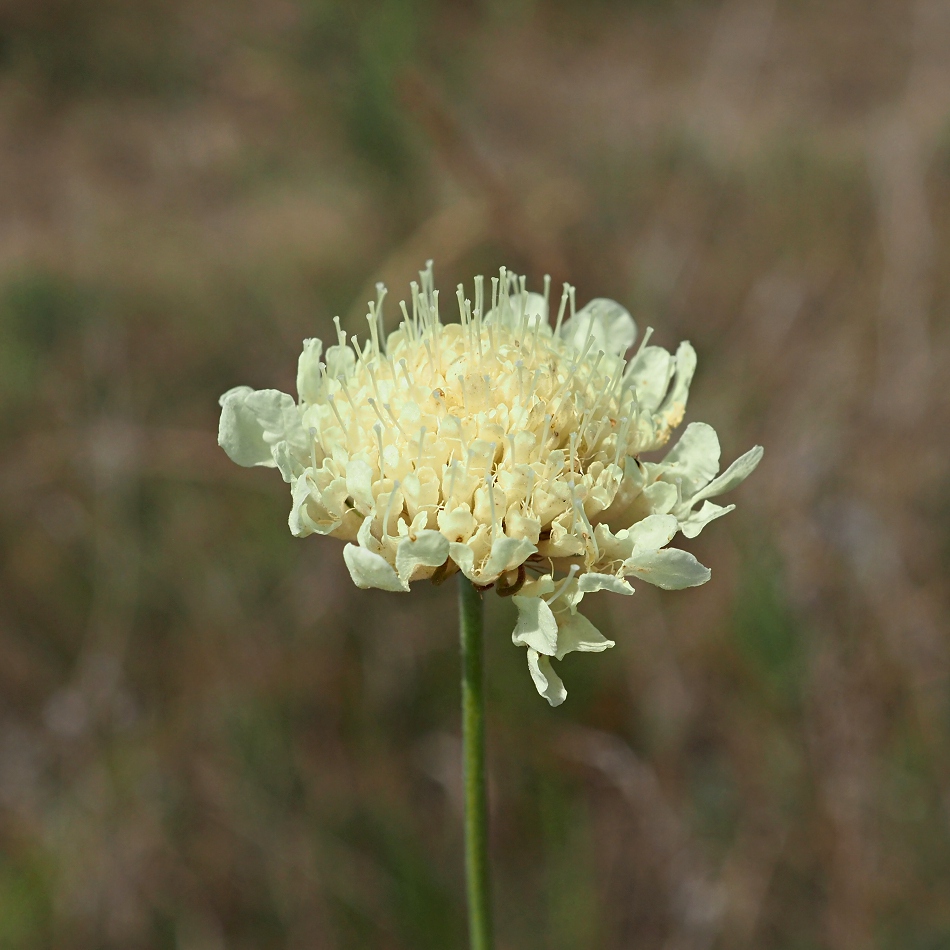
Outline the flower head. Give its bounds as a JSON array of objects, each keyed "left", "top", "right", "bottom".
[{"left": 219, "top": 263, "right": 762, "bottom": 705}]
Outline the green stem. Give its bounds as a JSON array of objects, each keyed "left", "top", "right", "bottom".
[{"left": 458, "top": 576, "right": 494, "bottom": 950}]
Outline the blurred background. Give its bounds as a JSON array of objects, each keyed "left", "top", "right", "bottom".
[{"left": 1, "top": 0, "right": 949, "bottom": 947}]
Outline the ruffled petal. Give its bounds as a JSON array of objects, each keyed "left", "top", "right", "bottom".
[
  {"left": 395, "top": 530, "right": 450, "bottom": 585},
  {"left": 655, "top": 340, "right": 697, "bottom": 434},
  {"left": 217, "top": 386, "right": 305, "bottom": 468},
  {"left": 561, "top": 298, "right": 637, "bottom": 356},
  {"left": 296, "top": 337, "right": 324, "bottom": 404},
  {"left": 659, "top": 422, "right": 721, "bottom": 499},
  {"left": 576, "top": 572, "right": 635, "bottom": 595},
  {"left": 679, "top": 500, "right": 735, "bottom": 539},
  {"left": 624, "top": 548, "right": 711, "bottom": 589},
  {"left": 554, "top": 610, "right": 615, "bottom": 660},
  {"left": 690, "top": 445, "right": 764, "bottom": 506},
  {"left": 627, "top": 513, "right": 678, "bottom": 551},
  {"left": 623, "top": 346, "right": 674, "bottom": 413},
  {"left": 511, "top": 595, "right": 559, "bottom": 655},
  {"left": 527, "top": 649, "right": 567, "bottom": 706},
  {"left": 343, "top": 543, "right": 409, "bottom": 592},
  {"left": 479, "top": 535, "right": 537, "bottom": 582}
]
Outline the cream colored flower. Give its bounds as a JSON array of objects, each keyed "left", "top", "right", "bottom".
[{"left": 219, "top": 263, "right": 762, "bottom": 705}]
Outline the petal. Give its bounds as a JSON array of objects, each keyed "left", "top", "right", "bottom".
[
  {"left": 395, "top": 530, "right": 450, "bottom": 584},
  {"left": 218, "top": 386, "right": 304, "bottom": 468},
  {"left": 655, "top": 340, "right": 697, "bottom": 432},
  {"left": 624, "top": 346, "right": 674, "bottom": 412},
  {"left": 274, "top": 441, "right": 306, "bottom": 483},
  {"left": 691, "top": 445, "right": 764, "bottom": 505},
  {"left": 511, "top": 595, "right": 559, "bottom": 655},
  {"left": 479, "top": 535, "right": 537, "bottom": 582},
  {"left": 325, "top": 343, "right": 356, "bottom": 379},
  {"left": 448, "top": 541, "right": 476, "bottom": 580},
  {"left": 576, "top": 572, "right": 635, "bottom": 595},
  {"left": 659, "top": 422, "right": 721, "bottom": 499},
  {"left": 492, "top": 291, "right": 549, "bottom": 329},
  {"left": 554, "top": 611, "right": 615, "bottom": 660},
  {"left": 561, "top": 298, "right": 637, "bottom": 356},
  {"left": 289, "top": 474, "right": 317, "bottom": 537},
  {"left": 296, "top": 337, "right": 324, "bottom": 404},
  {"left": 527, "top": 650, "right": 567, "bottom": 707},
  {"left": 643, "top": 480, "right": 679, "bottom": 514},
  {"left": 343, "top": 543, "right": 408, "bottom": 592},
  {"left": 346, "top": 459, "right": 376, "bottom": 513},
  {"left": 679, "top": 501, "right": 735, "bottom": 539},
  {"left": 624, "top": 548, "right": 711, "bottom": 589},
  {"left": 627, "top": 513, "right": 678, "bottom": 551}
]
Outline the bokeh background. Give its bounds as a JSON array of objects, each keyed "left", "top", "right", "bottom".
[{"left": 1, "top": 0, "right": 950, "bottom": 947}]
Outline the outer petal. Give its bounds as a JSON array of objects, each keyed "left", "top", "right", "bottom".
[
  {"left": 624, "top": 548, "right": 711, "bottom": 590},
  {"left": 395, "top": 530, "right": 450, "bottom": 585},
  {"left": 561, "top": 298, "right": 637, "bottom": 356},
  {"left": 554, "top": 611, "right": 615, "bottom": 660},
  {"left": 690, "top": 445, "right": 764, "bottom": 505},
  {"left": 346, "top": 459, "right": 376, "bottom": 514},
  {"left": 218, "top": 386, "right": 304, "bottom": 468},
  {"left": 659, "top": 422, "right": 721, "bottom": 499},
  {"left": 627, "top": 513, "right": 678, "bottom": 551},
  {"left": 623, "top": 346, "right": 674, "bottom": 412},
  {"left": 679, "top": 501, "right": 735, "bottom": 539},
  {"left": 527, "top": 650, "right": 567, "bottom": 707},
  {"left": 289, "top": 480, "right": 347, "bottom": 537},
  {"left": 449, "top": 541, "right": 476, "bottom": 580},
  {"left": 480, "top": 536, "right": 537, "bottom": 582},
  {"left": 655, "top": 340, "right": 697, "bottom": 432},
  {"left": 490, "top": 291, "right": 548, "bottom": 329},
  {"left": 296, "top": 337, "right": 324, "bottom": 404},
  {"left": 511, "top": 595, "right": 559, "bottom": 655},
  {"left": 577, "top": 572, "right": 635, "bottom": 595},
  {"left": 343, "top": 543, "right": 408, "bottom": 592}
]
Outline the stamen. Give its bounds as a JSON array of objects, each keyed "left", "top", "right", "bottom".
[
  {"left": 446, "top": 460, "right": 460, "bottom": 501},
  {"left": 367, "top": 397, "right": 388, "bottom": 429},
  {"left": 553, "top": 284, "right": 570, "bottom": 337},
  {"left": 374, "top": 423, "right": 386, "bottom": 479},
  {"left": 544, "top": 565, "right": 580, "bottom": 605},
  {"left": 384, "top": 402, "right": 407, "bottom": 437},
  {"left": 326, "top": 395, "right": 350, "bottom": 449},
  {"left": 366, "top": 311, "right": 380, "bottom": 356},
  {"left": 374, "top": 282, "right": 387, "bottom": 351},
  {"left": 308, "top": 427, "right": 319, "bottom": 471},
  {"left": 474, "top": 275, "right": 484, "bottom": 327},
  {"left": 424, "top": 339, "right": 437, "bottom": 375},
  {"left": 381, "top": 480, "right": 401, "bottom": 539},
  {"left": 486, "top": 471, "right": 498, "bottom": 538},
  {"left": 333, "top": 315, "right": 346, "bottom": 347},
  {"left": 416, "top": 426, "right": 427, "bottom": 468},
  {"left": 614, "top": 416, "right": 631, "bottom": 466}
]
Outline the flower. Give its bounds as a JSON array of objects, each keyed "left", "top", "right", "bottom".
[{"left": 218, "top": 263, "right": 762, "bottom": 705}]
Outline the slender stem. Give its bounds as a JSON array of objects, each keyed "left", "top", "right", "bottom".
[{"left": 458, "top": 576, "right": 494, "bottom": 950}]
